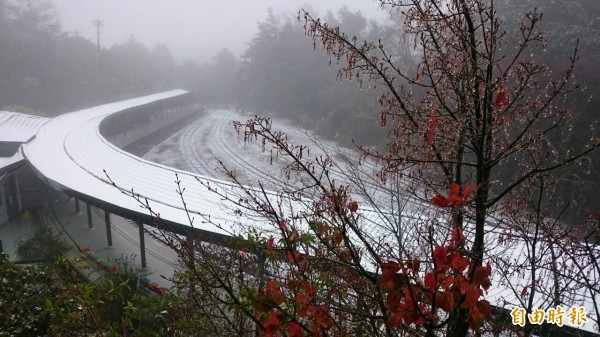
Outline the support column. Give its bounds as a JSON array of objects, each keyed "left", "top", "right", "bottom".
[
  {"left": 86, "top": 203, "right": 93, "bottom": 229},
  {"left": 1, "top": 183, "right": 6, "bottom": 205},
  {"left": 75, "top": 198, "right": 80, "bottom": 213},
  {"left": 104, "top": 210, "right": 112, "bottom": 247},
  {"left": 137, "top": 220, "right": 147, "bottom": 268},
  {"left": 13, "top": 174, "right": 22, "bottom": 212},
  {"left": 0, "top": 184, "right": 6, "bottom": 226}
]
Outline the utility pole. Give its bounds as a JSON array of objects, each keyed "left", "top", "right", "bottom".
[
  {"left": 92, "top": 19, "right": 103, "bottom": 75},
  {"left": 0, "top": 0, "right": 6, "bottom": 34}
]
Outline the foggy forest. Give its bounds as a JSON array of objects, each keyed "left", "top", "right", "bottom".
[{"left": 0, "top": 0, "right": 599, "bottom": 336}]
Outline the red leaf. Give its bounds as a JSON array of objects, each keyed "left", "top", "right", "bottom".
[
  {"left": 266, "top": 281, "right": 279, "bottom": 294},
  {"left": 316, "top": 305, "right": 331, "bottom": 328},
  {"left": 437, "top": 273, "right": 454, "bottom": 289},
  {"left": 287, "top": 322, "right": 304, "bottom": 337},
  {"left": 408, "top": 259, "right": 421, "bottom": 273},
  {"left": 494, "top": 90, "right": 509, "bottom": 110},
  {"left": 468, "top": 307, "right": 486, "bottom": 330},
  {"left": 287, "top": 251, "right": 300, "bottom": 262},
  {"left": 464, "top": 286, "right": 481, "bottom": 308},
  {"left": 424, "top": 272, "right": 436, "bottom": 291},
  {"left": 241, "top": 247, "right": 249, "bottom": 253},
  {"left": 348, "top": 200, "right": 359, "bottom": 213},
  {"left": 267, "top": 236, "right": 275, "bottom": 250},
  {"left": 449, "top": 182, "right": 460, "bottom": 199},
  {"left": 457, "top": 278, "right": 471, "bottom": 293},
  {"left": 254, "top": 290, "right": 271, "bottom": 313},
  {"left": 473, "top": 264, "right": 492, "bottom": 289},
  {"left": 431, "top": 195, "right": 449, "bottom": 207},
  {"left": 438, "top": 291, "right": 455, "bottom": 312},
  {"left": 446, "top": 195, "right": 463, "bottom": 206},
  {"left": 450, "top": 254, "right": 469, "bottom": 272},
  {"left": 477, "top": 299, "right": 492, "bottom": 316},
  {"left": 432, "top": 183, "right": 475, "bottom": 208},
  {"left": 380, "top": 261, "right": 401, "bottom": 288},
  {"left": 428, "top": 114, "right": 439, "bottom": 145},
  {"left": 462, "top": 185, "right": 476, "bottom": 201},
  {"left": 380, "top": 261, "right": 401, "bottom": 273},
  {"left": 433, "top": 246, "right": 447, "bottom": 267},
  {"left": 389, "top": 313, "right": 403, "bottom": 327},
  {"left": 295, "top": 293, "right": 310, "bottom": 305},
  {"left": 262, "top": 311, "right": 282, "bottom": 335},
  {"left": 272, "top": 292, "right": 285, "bottom": 306},
  {"left": 450, "top": 227, "right": 465, "bottom": 246}
]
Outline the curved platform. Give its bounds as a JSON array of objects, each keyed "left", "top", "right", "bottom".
[{"left": 22, "top": 90, "right": 238, "bottom": 238}]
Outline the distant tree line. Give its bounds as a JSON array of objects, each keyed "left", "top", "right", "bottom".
[
  {"left": 0, "top": 0, "right": 190, "bottom": 116},
  {"left": 236, "top": 7, "right": 392, "bottom": 147}
]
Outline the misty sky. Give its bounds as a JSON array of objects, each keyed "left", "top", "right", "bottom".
[{"left": 50, "top": 0, "right": 387, "bottom": 63}]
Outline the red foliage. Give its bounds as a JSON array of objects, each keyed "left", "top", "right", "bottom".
[
  {"left": 428, "top": 114, "right": 439, "bottom": 145},
  {"left": 256, "top": 278, "right": 333, "bottom": 337},
  {"left": 433, "top": 245, "right": 447, "bottom": 267},
  {"left": 431, "top": 182, "right": 476, "bottom": 207},
  {"left": 287, "top": 322, "right": 304, "bottom": 337},
  {"left": 347, "top": 200, "right": 359, "bottom": 213},
  {"left": 381, "top": 261, "right": 402, "bottom": 288},
  {"left": 493, "top": 89, "right": 509, "bottom": 110},
  {"left": 450, "top": 226, "right": 466, "bottom": 246},
  {"left": 267, "top": 236, "right": 275, "bottom": 250},
  {"left": 378, "top": 227, "right": 492, "bottom": 331},
  {"left": 287, "top": 250, "right": 301, "bottom": 262},
  {"left": 263, "top": 311, "right": 282, "bottom": 337},
  {"left": 424, "top": 272, "right": 436, "bottom": 291}
]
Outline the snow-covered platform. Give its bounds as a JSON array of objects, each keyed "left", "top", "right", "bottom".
[
  {"left": 21, "top": 90, "right": 239, "bottom": 239},
  {"left": 0, "top": 111, "right": 50, "bottom": 172}
]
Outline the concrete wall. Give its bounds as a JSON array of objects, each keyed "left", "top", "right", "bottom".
[{"left": 99, "top": 91, "right": 203, "bottom": 149}]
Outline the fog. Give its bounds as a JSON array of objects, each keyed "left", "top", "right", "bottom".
[
  {"left": 0, "top": 0, "right": 597, "bottom": 225},
  {"left": 51, "top": 0, "right": 387, "bottom": 63}
]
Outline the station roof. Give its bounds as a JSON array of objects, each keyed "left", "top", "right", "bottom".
[
  {"left": 0, "top": 111, "right": 49, "bottom": 143},
  {"left": 21, "top": 90, "right": 242, "bottom": 240},
  {"left": 0, "top": 111, "right": 50, "bottom": 172}
]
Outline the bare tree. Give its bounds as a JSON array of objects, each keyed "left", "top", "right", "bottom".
[{"left": 120, "top": 1, "right": 600, "bottom": 336}]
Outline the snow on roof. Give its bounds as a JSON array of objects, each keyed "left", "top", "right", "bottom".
[
  {"left": 0, "top": 111, "right": 50, "bottom": 143},
  {"left": 22, "top": 90, "right": 242, "bottom": 238}
]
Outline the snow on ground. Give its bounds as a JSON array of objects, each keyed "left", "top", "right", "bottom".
[
  {"left": 142, "top": 108, "right": 429, "bottom": 214},
  {"left": 142, "top": 108, "right": 600, "bottom": 333},
  {"left": 143, "top": 109, "right": 348, "bottom": 187}
]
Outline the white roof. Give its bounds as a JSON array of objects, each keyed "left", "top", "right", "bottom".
[
  {"left": 22, "top": 90, "right": 242, "bottom": 237},
  {"left": 0, "top": 111, "right": 49, "bottom": 143}
]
